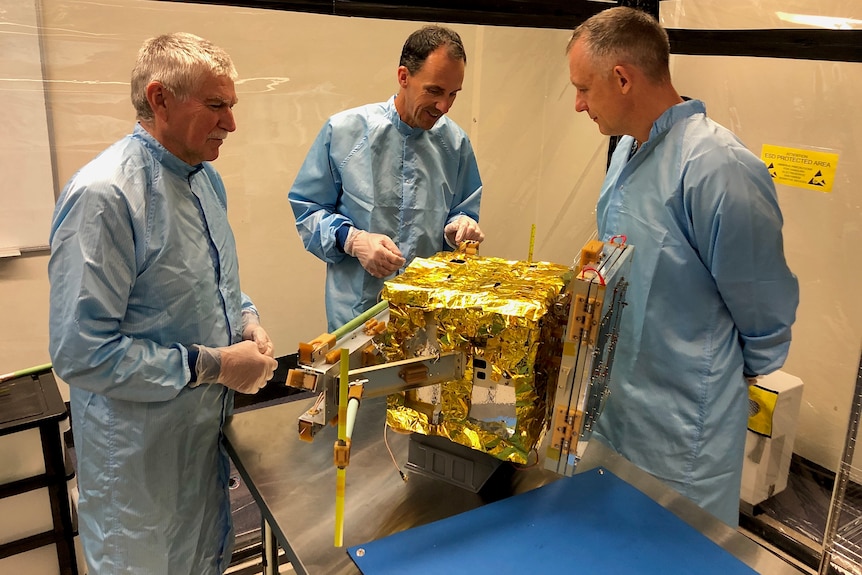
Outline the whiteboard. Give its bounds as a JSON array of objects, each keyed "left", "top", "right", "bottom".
[{"left": 0, "top": 0, "right": 57, "bottom": 255}]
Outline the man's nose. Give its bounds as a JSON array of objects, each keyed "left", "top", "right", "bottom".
[
  {"left": 574, "top": 96, "right": 588, "bottom": 113},
  {"left": 437, "top": 96, "right": 454, "bottom": 115},
  {"left": 222, "top": 107, "right": 237, "bottom": 132}
]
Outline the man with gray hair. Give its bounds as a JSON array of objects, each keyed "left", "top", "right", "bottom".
[
  {"left": 289, "top": 25, "right": 485, "bottom": 332},
  {"left": 49, "top": 32, "right": 277, "bottom": 573},
  {"left": 566, "top": 7, "right": 798, "bottom": 527}
]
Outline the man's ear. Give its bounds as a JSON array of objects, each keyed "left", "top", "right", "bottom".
[
  {"left": 613, "top": 64, "right": 633, "bottom": 95},
  {"left": 396, "top": 66, "right": 410, "bottom": 88},
  {"left": 145, "top": 81, "right": 169, "bottom": 120}
]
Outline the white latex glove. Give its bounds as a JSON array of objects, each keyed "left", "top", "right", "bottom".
[
  {"left": 193, "top": 341, "right": 278, "bottom": 394},
  {"left": 242, "top": 310, "right": 274, "bottom": 357},
  {"left": 345, "top": 228, "right": 405, "bottom": 279},
  {"left": 444, "top": 215, "right": 484, "bottom": 248}
]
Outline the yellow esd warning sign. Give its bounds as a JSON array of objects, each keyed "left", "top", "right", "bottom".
[
  {"left": 761, "top": 144, "right": 839, "bottom": 193},
  {"left": 748, "top": 384, "right": 779, "bottom": 437}
]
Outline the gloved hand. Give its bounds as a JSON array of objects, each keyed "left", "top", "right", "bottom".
[
  {"left": 345, "top": 227, "right": 406, "bottom": 278},
  {"left": 242, "top": 310, "right": 274, "bottom": 357},
  {"left": 444, "top": 215, "right": 484, "bottom": 248},
  {"left": 193, "top": 341, "right": 278, "bottom": 394}
]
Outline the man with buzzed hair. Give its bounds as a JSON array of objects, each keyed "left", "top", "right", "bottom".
[
  {"left": 566, "top": 7, "right": 798, "bottom": 527},
  {"left": 289, "top": 25, "right": 485, "bottom": 331}
]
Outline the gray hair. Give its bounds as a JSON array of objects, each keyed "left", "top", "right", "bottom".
[
  {"left": 399, "top": 25, "right": 466, "bottom": 75},
  {"left": 567, "top": 7, "right": 670, "bottom": 84},
  {"left": 131, "top": 32, "right": 237, "bottom": 121}
]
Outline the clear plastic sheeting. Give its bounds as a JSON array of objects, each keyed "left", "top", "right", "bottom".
[
  {"left": 661, "top": 0, "right": 862, "bottom": 30},
  {"left": 0, "top": 0, "right": 860, "bottom": 571},
  {"left": 749, "top": 456, "right": 849, "bottom": 554},
  {"left": 819, "top": 352, "right": 862, "bottom": 575},
  {"left": 752, "top": 351, "right": 862, "bottom": 575},
  {"left": 829, "top": 471, "right": 862, "bottom": 574}
]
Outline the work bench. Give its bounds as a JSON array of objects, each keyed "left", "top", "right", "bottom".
[{"left": 224, "top": 393, "right": 804, "bottom": 575}]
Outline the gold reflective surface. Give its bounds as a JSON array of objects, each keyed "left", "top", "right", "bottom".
[{"left": 380, "top": 252, "right": 571, "bottom": 464}]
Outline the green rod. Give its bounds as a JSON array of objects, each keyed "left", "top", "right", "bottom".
[
  {"left": 0, "top": 362, "right": 53, "bottom": 383},
  {"left": 331, "top": 300, "right": 388, "bottom": 341}
]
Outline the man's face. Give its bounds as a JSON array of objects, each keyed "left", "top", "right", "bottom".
[
  {"left": 568, "top": 38, "right": 625, "bottom": 137},
  {"left": 160, "top": 72, "right": 237, "bottom": 165},
  {"left": 398, "top": 46, "right": 465, "bottom": 130}
]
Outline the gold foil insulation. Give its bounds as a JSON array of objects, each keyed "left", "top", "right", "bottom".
[{"left": 379, "top": 252, "right": 571, "bottom": 464}]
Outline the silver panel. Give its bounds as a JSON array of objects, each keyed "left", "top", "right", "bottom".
[{"left": 224, "top": 395, "right": 804, "bottom": 575}]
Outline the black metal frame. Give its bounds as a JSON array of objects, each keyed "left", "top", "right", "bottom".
[{"left": 0, "top": 373, "right": 78, "bottom": 575}]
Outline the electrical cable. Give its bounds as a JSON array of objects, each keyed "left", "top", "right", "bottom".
[{"left": 383, "top": 418, "right": 408, "bottom": 482}]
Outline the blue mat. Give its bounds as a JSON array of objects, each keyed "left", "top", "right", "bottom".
[{"left": 347, "top": 467, "right": 757, "bottom": 575}]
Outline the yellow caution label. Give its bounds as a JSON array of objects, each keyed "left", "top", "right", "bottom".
[
  {"left": 748, "top": 384, "right": 779, "bottom": 437},
  {"left": 761, "top": 144, "right": 839, "bottom": 193}
]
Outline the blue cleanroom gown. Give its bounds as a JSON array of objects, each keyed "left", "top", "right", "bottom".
[
  {"left": 289, "top": 96, "right": 483, "bottom": 331},
  {"left": 49, "top": 124, "right": 255, "bottom": 574},
  {"left": 593, "top": 99, "right": 799, "bottom": 527}
]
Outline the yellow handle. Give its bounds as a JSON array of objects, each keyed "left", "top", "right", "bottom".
[
  {"left": 528, "top": 223, "right": 536, "bottom": 262},
  {"left": 334, "top": 348, "right": 349, "bottom": 547}
]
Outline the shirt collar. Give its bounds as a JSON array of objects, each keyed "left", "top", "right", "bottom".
[
  {"left": 385, "top": 95, "right": 424, "bottom": 137},
  {"left": 132, "top": 123, "right": 204, "bottom": 178},
  {"left": 648, "top": 98, "right": 706, "bottom": 142}
]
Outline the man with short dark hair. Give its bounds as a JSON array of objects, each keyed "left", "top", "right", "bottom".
[{"left": 289, "top": 25, "right": 485, "bottom": 331}]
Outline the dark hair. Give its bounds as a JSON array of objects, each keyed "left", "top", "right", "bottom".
[
  {"left": 567, "top": 7, "right": 670, "bottom": 84},
  {"left": 399, "top": 25, "right": 466, "bottom": 74}
]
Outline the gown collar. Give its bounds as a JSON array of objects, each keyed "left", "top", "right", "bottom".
[
  {"left": 647, "top": 98, "right": 705, "bottom": 143},
  {"left": 132, "top": 123, "right": 204, "bottom": 178},
  {"left": 385, "top": 96, "right": 424, "bottom": 137}
]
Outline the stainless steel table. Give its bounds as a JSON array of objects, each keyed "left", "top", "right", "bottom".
[{"left": 223, "top": 394, "right": 803, "bottom": 575}]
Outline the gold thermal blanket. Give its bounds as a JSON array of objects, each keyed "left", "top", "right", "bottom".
[{"left": 379, "top": 252, "right": 571, "bottom": 464}]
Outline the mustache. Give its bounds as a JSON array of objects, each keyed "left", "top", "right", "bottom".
[{"left": 208, "top": 131, "right": 229, "bottom": 140}]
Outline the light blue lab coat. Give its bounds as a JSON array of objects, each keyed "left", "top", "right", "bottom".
[
  {"left": 593, "top": 99, "right": 799, "bottom": 527},
  {"left": 49, "top": 124, "right": 254, "bottom": 574},
  {"left": 289, "top": 96, "right": 483, "bottom": 331}
]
